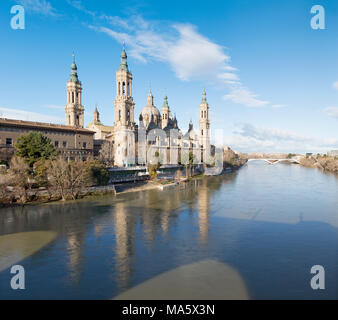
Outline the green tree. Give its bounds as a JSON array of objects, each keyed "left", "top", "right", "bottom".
[
  {"left": 15, "top": 132, "right": 57, "bottom": 167},
  {"left": 87, "top": 160, "right": 110, "bottom": 186}
]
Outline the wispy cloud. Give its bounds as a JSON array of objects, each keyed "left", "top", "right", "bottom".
[
  {"left": 226, "top": 123, "right": 338, "bottom": 153},
  {"left": 223, "top": 87, "right": 269, "bottom": 107},
  {"left": 0, "top": 107, "right": 64, "bottom": 123},
  {"left": 325, "top": 106, "right": 338, "bottom": 119},
  {"left": 69, "top": 2, "right": 280, "bottom": 108},
  {"left": 16, "top": 0, "right": 58, "bottom": 16},
  {"left": 332, "top": 81, "right": 338, "bottom": 90}
]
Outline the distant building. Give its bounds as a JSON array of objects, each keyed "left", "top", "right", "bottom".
[{"left": 327, "top": 150, "right": 338, "bottom": 157}]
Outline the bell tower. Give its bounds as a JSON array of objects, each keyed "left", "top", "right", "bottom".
[
  {"left": 65, "top": 54, "right": 84, "bottom": 127},
  {"left": 161, "top": 94, "right": 170, "bottom": 129},
  {"left": 199, "top": 89, "right": 210, "bottom": 162},
  {"left": 114, "top": 41, "right": 135, "bottom": 129},
  {"left": 113, "top": 42, "right": 136, "bottom": 167}
]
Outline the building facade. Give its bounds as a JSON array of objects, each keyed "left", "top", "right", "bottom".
[
  {"left": 0, "top": 55, "right": 94, "bottom": 164},
  {"left": 88, "top": 43, "right": 211, "bottom": 167},
  {"left": 0, "top": 44, "right": 211, "bottom": 167}
]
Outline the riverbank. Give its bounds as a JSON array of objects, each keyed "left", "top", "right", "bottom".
[
  {"left": 299, "top": 155, "right": 338, "bottom": 174},
  {"left": 0, "top": 160, "right": 246, "bottom": 207}
]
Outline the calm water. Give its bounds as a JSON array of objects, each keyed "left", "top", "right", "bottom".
[{"left": 0, "top": 162, "right": 338, "bottom": 299}]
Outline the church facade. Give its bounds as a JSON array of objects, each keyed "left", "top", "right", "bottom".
[
  {"left": 87, "top": 43, "right": 211, "bottom": 167},
  {"left": 0, "top": 44, "right": 211, "bottom": 167}
]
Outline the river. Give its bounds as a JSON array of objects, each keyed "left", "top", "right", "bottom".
[{"left": 0, "top": 162, "right": 337, "bottom": 299}]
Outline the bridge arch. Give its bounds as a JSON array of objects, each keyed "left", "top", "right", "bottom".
[{"left": 247, "top": 158, "right": 300, "bottom": 165}]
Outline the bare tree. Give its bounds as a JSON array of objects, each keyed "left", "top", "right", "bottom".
[
  {"left": 47, "top": 158, "right": 90, "bottom": 201},
  {"left": 8, "top": 156, "right": 31, "bottom": 203},
  {"left": 98, "top": 141, "right": 114, "bottom": 166}
]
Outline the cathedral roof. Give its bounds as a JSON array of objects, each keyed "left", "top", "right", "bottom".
[
  {"left": 183, "top": 120, "right": 198, "bottom": 140},
  {"left": 140, "top": 90, "right": 161, "bottom": 119}
]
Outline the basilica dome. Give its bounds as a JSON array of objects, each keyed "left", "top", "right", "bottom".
[{"left": 140, "top": 90, "right": 161, "bottom": 128}]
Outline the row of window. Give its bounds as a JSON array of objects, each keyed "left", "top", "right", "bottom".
[
  {"left": 68, "top": 91, "right": 80, "bottom": 104},
  {"left": 0, "top": 127, "right": 75, "bottom": 136},
  {"left": 54, "top": 141, "right": 87, "bottom": 149},
  {"left": 118, "top": 81, "right": 131, "bottom": 96}
]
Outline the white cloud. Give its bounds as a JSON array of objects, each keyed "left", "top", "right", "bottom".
[
  {"left": 225, "top": 123, "right": 338, "bottom": 153},
  {"left": 332, "top": 81, "right": 338, "bottom": 90},
  {"left": 223, "top": 87, "right": 269, "bottom": 107},
  {"left": 0, "top": 107, "right": 64, "bottom": 124},
  {"left": 16, "top": 0, "right": 58, "bottom": 16},
  {"left": 325, "top": 106, "right": 338, "bottom": 119},
  {"left": 77, "top": 5, "right": 279, "bottom": 108}
]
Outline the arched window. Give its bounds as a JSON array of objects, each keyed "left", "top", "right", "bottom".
[
  {"left": 72, "top": 92, "right": 74, "bottom": 103},
  {"left": 201, "top": 129, "right": 203, "bottom": 136},
  {"left": 122, "top": 82, "right": 126, "bottom": 96},
  {"left": 127, "top": 82, "right": 130, "bottom": 96},
  {"left": 119, "top": 110, "right": 121, "bottom": 121},
  {"left": 201, "top": 111, "right": 203, "bottom": 118}
]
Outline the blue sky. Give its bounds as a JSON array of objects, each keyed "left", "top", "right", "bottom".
[{"left": 1, "top": 0, "right": 338, "bottom": 153}]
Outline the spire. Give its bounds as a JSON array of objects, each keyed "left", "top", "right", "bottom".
[
  {"left": 147, "top": 87, "right": 154, "bottom": 106},
  {"left": 163, "top": 93, "right": 169, "bottom": 108},
  {"left": 120, "top": 41, "right": 128, "bottom": 71},
  {"left": 189, "top": 119, "right": 193, "bottom": 131},
  {"left": 93, "top": 105, "right": 100, "bottom": 123},
  {"left": 69, "top": 53, "right": 79, "bottom": 82},
  {"left": 201, "top": 88, "right": 207, "bottom": 103}
]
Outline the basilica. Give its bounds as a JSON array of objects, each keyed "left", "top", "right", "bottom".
[{"left": 70, "top": 43, "right": 211, "bottom": 167}]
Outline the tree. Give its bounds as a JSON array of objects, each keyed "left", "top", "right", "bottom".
[
  {"left": 98, "top": 141, "right": 114, "bottom": 166},
  {"left": 87, "top": 160, "right": 110, "bottom": 186},
  {"left": 148, "top": 151, "right": 160, "bottom": 180},
  {"left": 8, "top": 156, "right": 32, "bottom": 203},
  {"left": 46, "top": 158, "right": 90, "bottom": 201},
  {"left": 182, "top": 151, "right": 195, "bottom": 178},
  {"left": 15, "top": 132, "right": 57, "bottom": 167},
  {"left": 0, "top": 172, "right": 12, "bottom": 204}
]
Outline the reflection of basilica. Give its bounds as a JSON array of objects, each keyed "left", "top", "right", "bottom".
[
  {"left": 111, "top": 180, "right": 214, "bottom": 288},
  {"left": 198, "top": 178, "right": 210, "bottom": 244},
  {"left": 67, "top": 231, "right": 86, "bottom": 284},
  {"left": 114, "top": 201, "right": 135, "bottom": 290}
]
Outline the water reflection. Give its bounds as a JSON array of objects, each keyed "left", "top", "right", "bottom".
[
  {"left": 114, "top": 201, "right": 135, "bottom": 290},
  {"left": 198, "top": 178, "right": 210, "bottom": 244},
  {"left": 0, "top": 163, "right": 338, "bottom": 299}
]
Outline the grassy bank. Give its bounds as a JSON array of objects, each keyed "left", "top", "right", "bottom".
[{"left": 299, "top": 155, "right": 338, "bottom": 174}]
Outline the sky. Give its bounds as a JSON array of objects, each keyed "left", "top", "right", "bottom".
[{"left": 1, "top": 0, "right": 338, "bottom": 153}]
